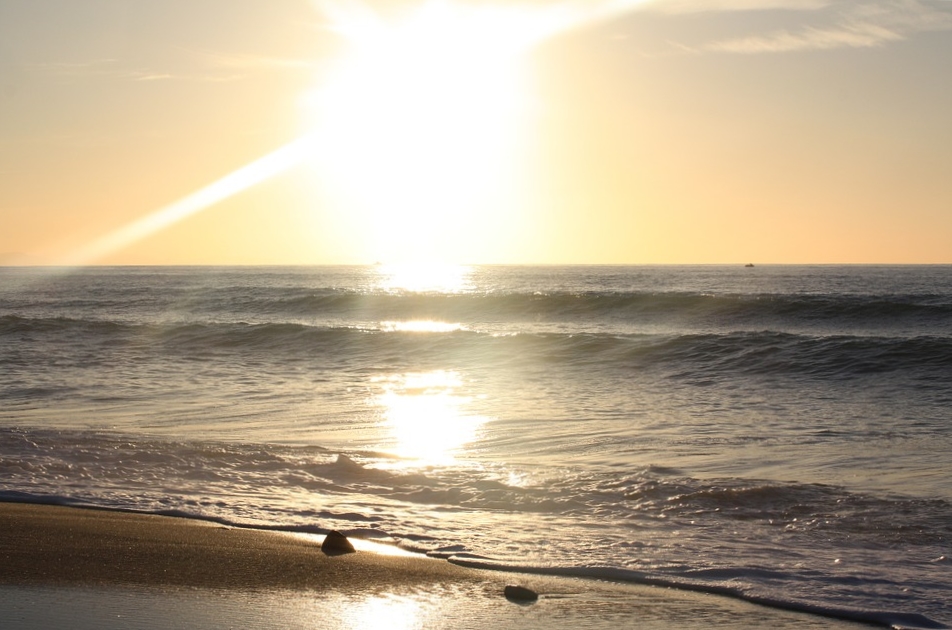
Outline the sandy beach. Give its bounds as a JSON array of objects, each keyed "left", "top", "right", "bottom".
[
  {"left": 0, "top": 502, "right": 486, "bottom": 591},
  {"left": 0, "top": 502, "right": 872, "bottom": 629}
]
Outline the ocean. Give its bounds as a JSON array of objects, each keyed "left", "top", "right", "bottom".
[{"left": 1, "top": 265, "right": 950, "bottom": 628}]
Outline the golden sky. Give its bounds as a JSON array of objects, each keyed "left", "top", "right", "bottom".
[{"left": 1, "top": 0, "right": 950, "bottom": 265}]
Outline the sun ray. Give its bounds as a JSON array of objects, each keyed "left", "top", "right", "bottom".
[
  {"left": 58, "top": 135, "right": 316, "bottom": 267},
  {"left": 58, "top": 0, "right": 656, "bottom": 266}
]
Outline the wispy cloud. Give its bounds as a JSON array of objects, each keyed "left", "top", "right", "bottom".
[
  {"left": 131, "top": 72, "right": 175, "bottom": 82},
  {"left": 201, "top": 51, "right": 315, "bottom": 71},
  {"left": 25, "top": 58, "right": 118, "bottom": 75},
  {"left": 711, "top": 20, "right": 903, "bottom": 52},
  {"left": 23, "top": 55, "right": 278, "bottom": 84},
  {"left": 706, "top": 0, "right": 952, "bottom": 53},
  {"left": 312, "top": 0, "right": 947, "bottom": 57},
  {"left": 642, "top": 0, "right": 832, "bottom": 13},
  {"left": 123, "top": 69, "right": 245, "bottom": 83}
]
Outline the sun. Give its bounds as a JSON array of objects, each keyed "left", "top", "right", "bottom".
[
  {"left": 304, "top": 2, "right": 538, "bottom": 263},
  {"left": 52, "top": 1, "right": 652, "bottom": 266}
]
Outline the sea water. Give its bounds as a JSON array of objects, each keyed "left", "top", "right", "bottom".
[{"left": 1, "top": 265, "right": 950, "bottom": 628}]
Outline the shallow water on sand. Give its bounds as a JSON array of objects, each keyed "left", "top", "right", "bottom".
[{"left": 0, "top": 579, "right": 870, "bottom": 630}]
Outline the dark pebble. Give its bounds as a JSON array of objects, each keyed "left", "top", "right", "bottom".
[
  {"left": 321, "top": 530, "right": 356, "bottom": 555},
  {"left": 504, "top": 584, "right": 539, "bottom": 602}
]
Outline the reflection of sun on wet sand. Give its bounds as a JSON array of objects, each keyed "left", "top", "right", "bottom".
[{"left": 0, "top": 503, "right": 866, "bottom": 629}]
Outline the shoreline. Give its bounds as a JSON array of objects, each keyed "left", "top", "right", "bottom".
[
  {"left": 0, "top": 502, "right": 874, "bottom": 629},
  {"left": 0, "top": 502, "right": 486, "bottom": 591}
]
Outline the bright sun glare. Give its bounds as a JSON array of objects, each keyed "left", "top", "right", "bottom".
[
  {"left": 306, "top": 2, "right": 540, "bottom": 263},
  {"left": 375, "top": 262, "right": 473, "bottom": 293},
  {"left": 59, "top": 0, "right": 650, "bottom": 266}
]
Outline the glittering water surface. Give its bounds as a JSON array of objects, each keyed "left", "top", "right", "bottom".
[{"left": 2, "top": 265, "right": 951, "bottom": 628}]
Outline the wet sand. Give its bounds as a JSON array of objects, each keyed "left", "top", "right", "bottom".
[
  {"left": 0, "top": 503, "right": 868, "bottom": 629},
  {"left": 0, "top": 502, "right": 487, "bottom": 591}
]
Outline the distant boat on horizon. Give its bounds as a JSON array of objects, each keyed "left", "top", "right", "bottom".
[{"left": 745, "top": 263, "right": 755, "bottom": 267}]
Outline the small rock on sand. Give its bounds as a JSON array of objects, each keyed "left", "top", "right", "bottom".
[
  {"left": 504, "top": 585, "right": 538, "bottom": 602},
  {"left": 321, "top": 530, "right": 356, "bottom": 555}
]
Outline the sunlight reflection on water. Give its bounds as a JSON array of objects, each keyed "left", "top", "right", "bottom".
[
  {"left": 373, "top": 371, "right": 488, "bottom": 465},
  {"left": 374, "top": 263, "right": 474, "bottom": 293},
  {"left": 381, "top": 320, "right": 464, "bottom": 333},
  {"left": 345, "top": 593, "right": 428, "bottom": 630}
]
